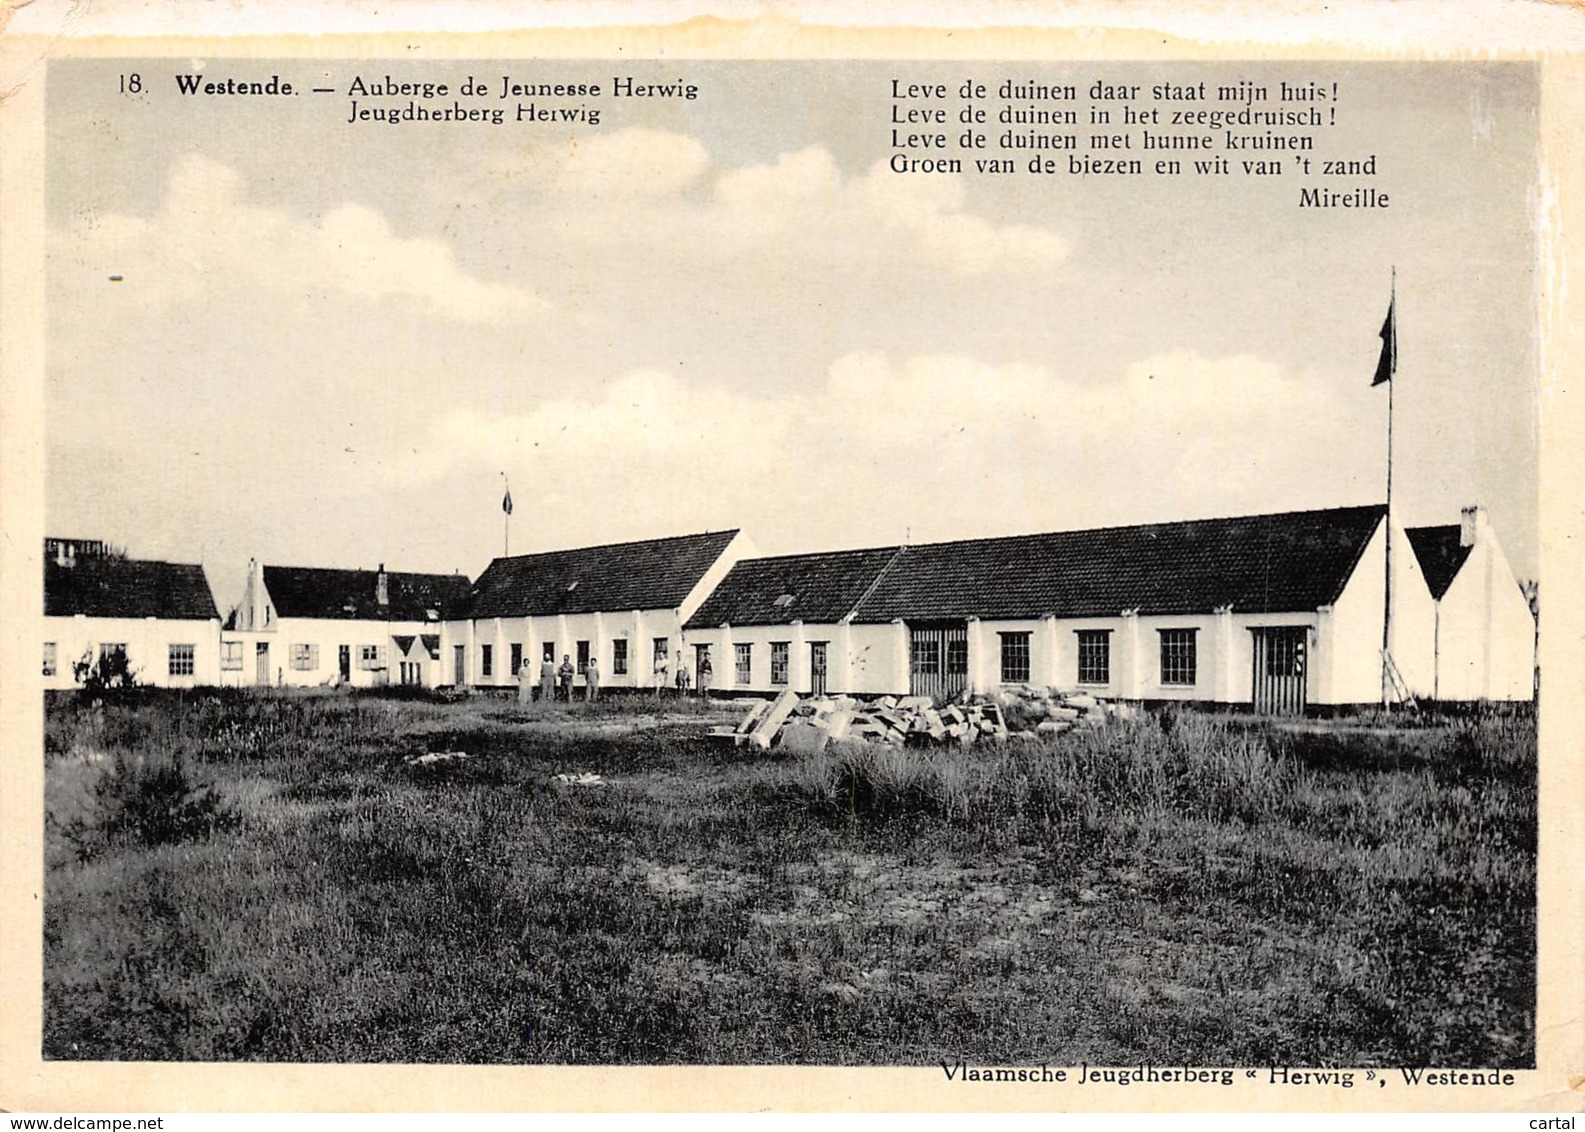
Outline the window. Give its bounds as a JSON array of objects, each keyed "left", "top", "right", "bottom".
[
  {"left": 360, "top": 644, "right": 384, "bottom": 671},
  {"left": 653, "top": 637, "right": 669, "bottom": 664},
  {"left": 612, "top": 639, "right": 628, "bottom": 676},
  {"left": 100, "top": 643, "right": 127, "bottom": 664},
  {"left": 912, "top": 639, "right": 940, "bottom": 675},
  {"left": 1000, "top": 632, "right": 1031, "bottom": 684},
  {"left": 510, "top": 643, "right": 523, "bottom": 677},
  {"left": 576, "top": 641, "right": 590, "bottom": 675},
  {"left": 1077, "top": 630, "right": 1110, "bottom": 685},
  {"left": 735, "top": 642, "right": 752, "bottom": 685},
  {"left": 43, "top": 642, "right": 56, "bottom": 677},
  {"left": 221, "top": 641, "right": 243, "bottom": 671},
  {"left": 168, "top": 644, "right": 196, "bottom": 677},
  {"left": 400, "top": 661, "right": 421, "bottom": 686},
  {"left": 480, "top": 644, "right": 493, "bottom": 678},
  {"left": 770, "top": 641, "right": 789, "bottom": 685},
  {"left": 1159, "top": 629, "right": 1197, "bottom": 686},
  {"left": 291, "top": 643, "right": 319, "bottom": 671},
  {"left": 946, "top": 638, "right": 968, "bottom": 675}
]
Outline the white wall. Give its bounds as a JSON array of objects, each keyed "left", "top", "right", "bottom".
[
  {"left": 1323, "top": 518, "right": 1438, "bottom": 705},
  {"left": 44, "top": 615, "right": 221, "bottom": 690},
  {"left": 1434, "top": 534, "right": 1536, "bottom": 701},
  {"left": 444, "top": 609, "right": 685, "bottom": 690},
  {"left": 682, "top": 621, "right": 905, "bottom": 696},
  {"left": 973, "top": 613, "right": 1312, "bottom": 703},
  {"left": 221, "top": 617, "right": 442, "bottom": 688}
]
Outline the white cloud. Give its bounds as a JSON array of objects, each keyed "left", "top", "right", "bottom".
[
  {"left": 53, "top": 154, "right": 547, "bottom": 325},
  {"left": 525, "top": 128, "right": 712, "bottom": 199},
  {"left": 411, "top": 347, "right": 1362, "bottom": 550},
  {"left": 480, "top": 136, "right": 1068, "bottom": 277}
]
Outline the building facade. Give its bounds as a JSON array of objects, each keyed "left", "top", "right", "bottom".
[
  {"left": 224, "top": 560, "right": 471, "bottom": 688},
  {"left": 684, "top": 504, "right": 1495, "bottom": 712},
  {"left": 443, "top": 530, "right": 755, "bottom": 693},
  {"left": 1408, "top": 507, "right": 1537, "bottom": 701},
  {"left": 43, "top": 542, "right": 222, "bottom": 690}
]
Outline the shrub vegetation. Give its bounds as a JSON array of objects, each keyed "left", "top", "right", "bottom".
[{"left": 42, "top": 691, "right": 1535, "bottom": 1065}]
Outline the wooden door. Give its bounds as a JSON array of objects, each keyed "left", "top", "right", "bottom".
[
  {"left": 909, "top": 622, "right": 968, "bottom": 704},
  {"left": 255, "top": 642, "right": 269, "bottom": 686},
  {"left": 809, "top": 642, "right": 828, "bottom": 696},
  {"left": 1251, "top": 627, "right": 1308, "bottom": 715},
  {"left": 339, "top": 645, "right": 351, "bottom": 682},
  {"left": 453, "top": 645, "right": 466, "bottom": 685}
]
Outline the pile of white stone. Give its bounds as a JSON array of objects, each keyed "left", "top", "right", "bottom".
[{"left": 712, "top": 684, "right": 1132, "bottom": 752}]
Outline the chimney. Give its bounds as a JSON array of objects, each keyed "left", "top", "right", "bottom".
[
  {"left": 1459, "top": 506, "right": 1485, "bottom": 548},
  {"left": 376, "top": 563, "right": 389, "bottom": 607}
]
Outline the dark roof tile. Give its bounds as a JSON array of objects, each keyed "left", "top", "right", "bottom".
[
  {"left": 263, "top": 566, "right": 471, "bottom": 621},
  {"left": 1405, "top": 525, "right": 1471, "bottom": 600},
  {"left": 45, "top": 557, "right": 218, "bottom": 621},
  {"left": 467, "top": 530, "right": 740, "bottom": 619},
  {"left": 685, "top": 546, "right": 903, "bottom": 629},
  {"left": 851, "top": 505, "right": 1386, "bottom": 622}
]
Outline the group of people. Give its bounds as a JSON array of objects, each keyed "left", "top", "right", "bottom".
[
  {"left": 513, "top": 646, "right": 713, "bottom": 702},
  {"left": 516, "top": 653, "right": 600, "bottom": 703},
  {"left": 654, "top": 648, "right": 711, "bottom": 698}
]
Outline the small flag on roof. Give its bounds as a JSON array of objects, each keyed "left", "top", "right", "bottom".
[{"left": 502, "top": 487, "right": 514, "bottom": 516}]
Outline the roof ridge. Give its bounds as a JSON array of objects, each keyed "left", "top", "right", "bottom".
[
  {"left": 264, "top": 563, "right": 465, "bottom": 578},
  {"left": 893, "top": 502, "right": 1388, "bottom": 555},
  {"left": 725, "top": 544, "right": 900, "bottom": 568},
  {"left": 488, "top": 528, "right": 739, "bottom": 564}
]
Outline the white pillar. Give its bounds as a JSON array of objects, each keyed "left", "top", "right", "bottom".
[
  {"left": 1040, "top": 614, "right": 1059, "bottom": 689},
  {"left": 1117, "top": 610, "right": 1141, "bottom": 700},
  {"left": 891, "top": 620, "right": 909, "bottom": 695},
  {"left": 1213, "top": 607, "right": 1235, "bottom": 704},
  {"left": 836, "top": 620, "right": 854, "bottom": 695}
]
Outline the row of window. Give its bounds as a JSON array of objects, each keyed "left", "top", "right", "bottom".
[
  {"left": 42, "top": 642, "right": 196, "bottom": 678},
  {"left": 993, "top": 628, "right": 1198, "bottom": 687},
  {"left": 477, "top": 638, "right": 648, "bottom": 678}
]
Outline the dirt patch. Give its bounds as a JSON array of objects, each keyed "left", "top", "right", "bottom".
[
  {"left": 755, "top": 849, "right": 1070, "bottom": 950},
  {"left": 632, "top": 858, "right": 754, "bottom": 902}
]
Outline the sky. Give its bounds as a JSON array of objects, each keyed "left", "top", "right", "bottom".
[{"left": 45, "top": 59, "right": 1540, "bottom": 612}]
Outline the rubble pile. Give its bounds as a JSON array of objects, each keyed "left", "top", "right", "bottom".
[{"left": 712, "top": 685, "right": 1133, "bottom": 752}]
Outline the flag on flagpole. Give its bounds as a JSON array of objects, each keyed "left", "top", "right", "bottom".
[
  {"left": 1371, "top": 298, "right": 1396, "bottom": 386},
  {"left": 502, "top": 488, "right": 514, "bottom": 516}
]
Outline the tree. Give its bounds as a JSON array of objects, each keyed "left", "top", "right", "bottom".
[{"left": 71, "top": 648, "right": 137, "bottom": 694}]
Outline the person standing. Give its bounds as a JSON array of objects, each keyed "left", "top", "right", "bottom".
[
  {"left": 585, "top": 654, "right": 601, "bottom": 702},
  {"left": 558, "top": 654, "right": 575, "bottom": 702},
  {"left": 696, "top": 648, "right": 712, "bottom": 699},
  {"left": 516, "top": 657, "right": 532, "bottom": 704},
  {"left": 652, "top": 647, "right": 669, "bottom": 697},
  {"left": 675, "top": 654, "right": 691, "bottom": 698},
  {"left": 539, "top": 653, "right": 556, "bottom": 701}
]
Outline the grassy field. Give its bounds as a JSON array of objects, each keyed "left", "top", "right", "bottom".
[{"left": 42, "top": 689, "right": 1535, "bottom": 1066}]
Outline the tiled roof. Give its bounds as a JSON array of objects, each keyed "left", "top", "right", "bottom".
[
  {"left": 684, "top": 546, "right": 904, "bottom": 629},
  {"left": 467, "top": 530, "right": 740, "bottom": 619},
  {"left": 263, "top": 566, "right": 471, "bottom": 622},
  {"left": 850, "top": 505, "right": 1387, "bottom": 622},
  {"left": 1406, "top": 525, "right": 1472, "bottom": 601},
  {"left": 45, "top": 557, "right": 219, "bottom": 621}
]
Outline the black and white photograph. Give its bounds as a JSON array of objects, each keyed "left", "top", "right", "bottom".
[{"left": 3, "top": 4, "right": 1581, "bottom": 1116}]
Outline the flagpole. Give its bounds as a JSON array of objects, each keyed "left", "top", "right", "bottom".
[{"left": 1381, "top": 266, "right": 1396, "bottom": 708}]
